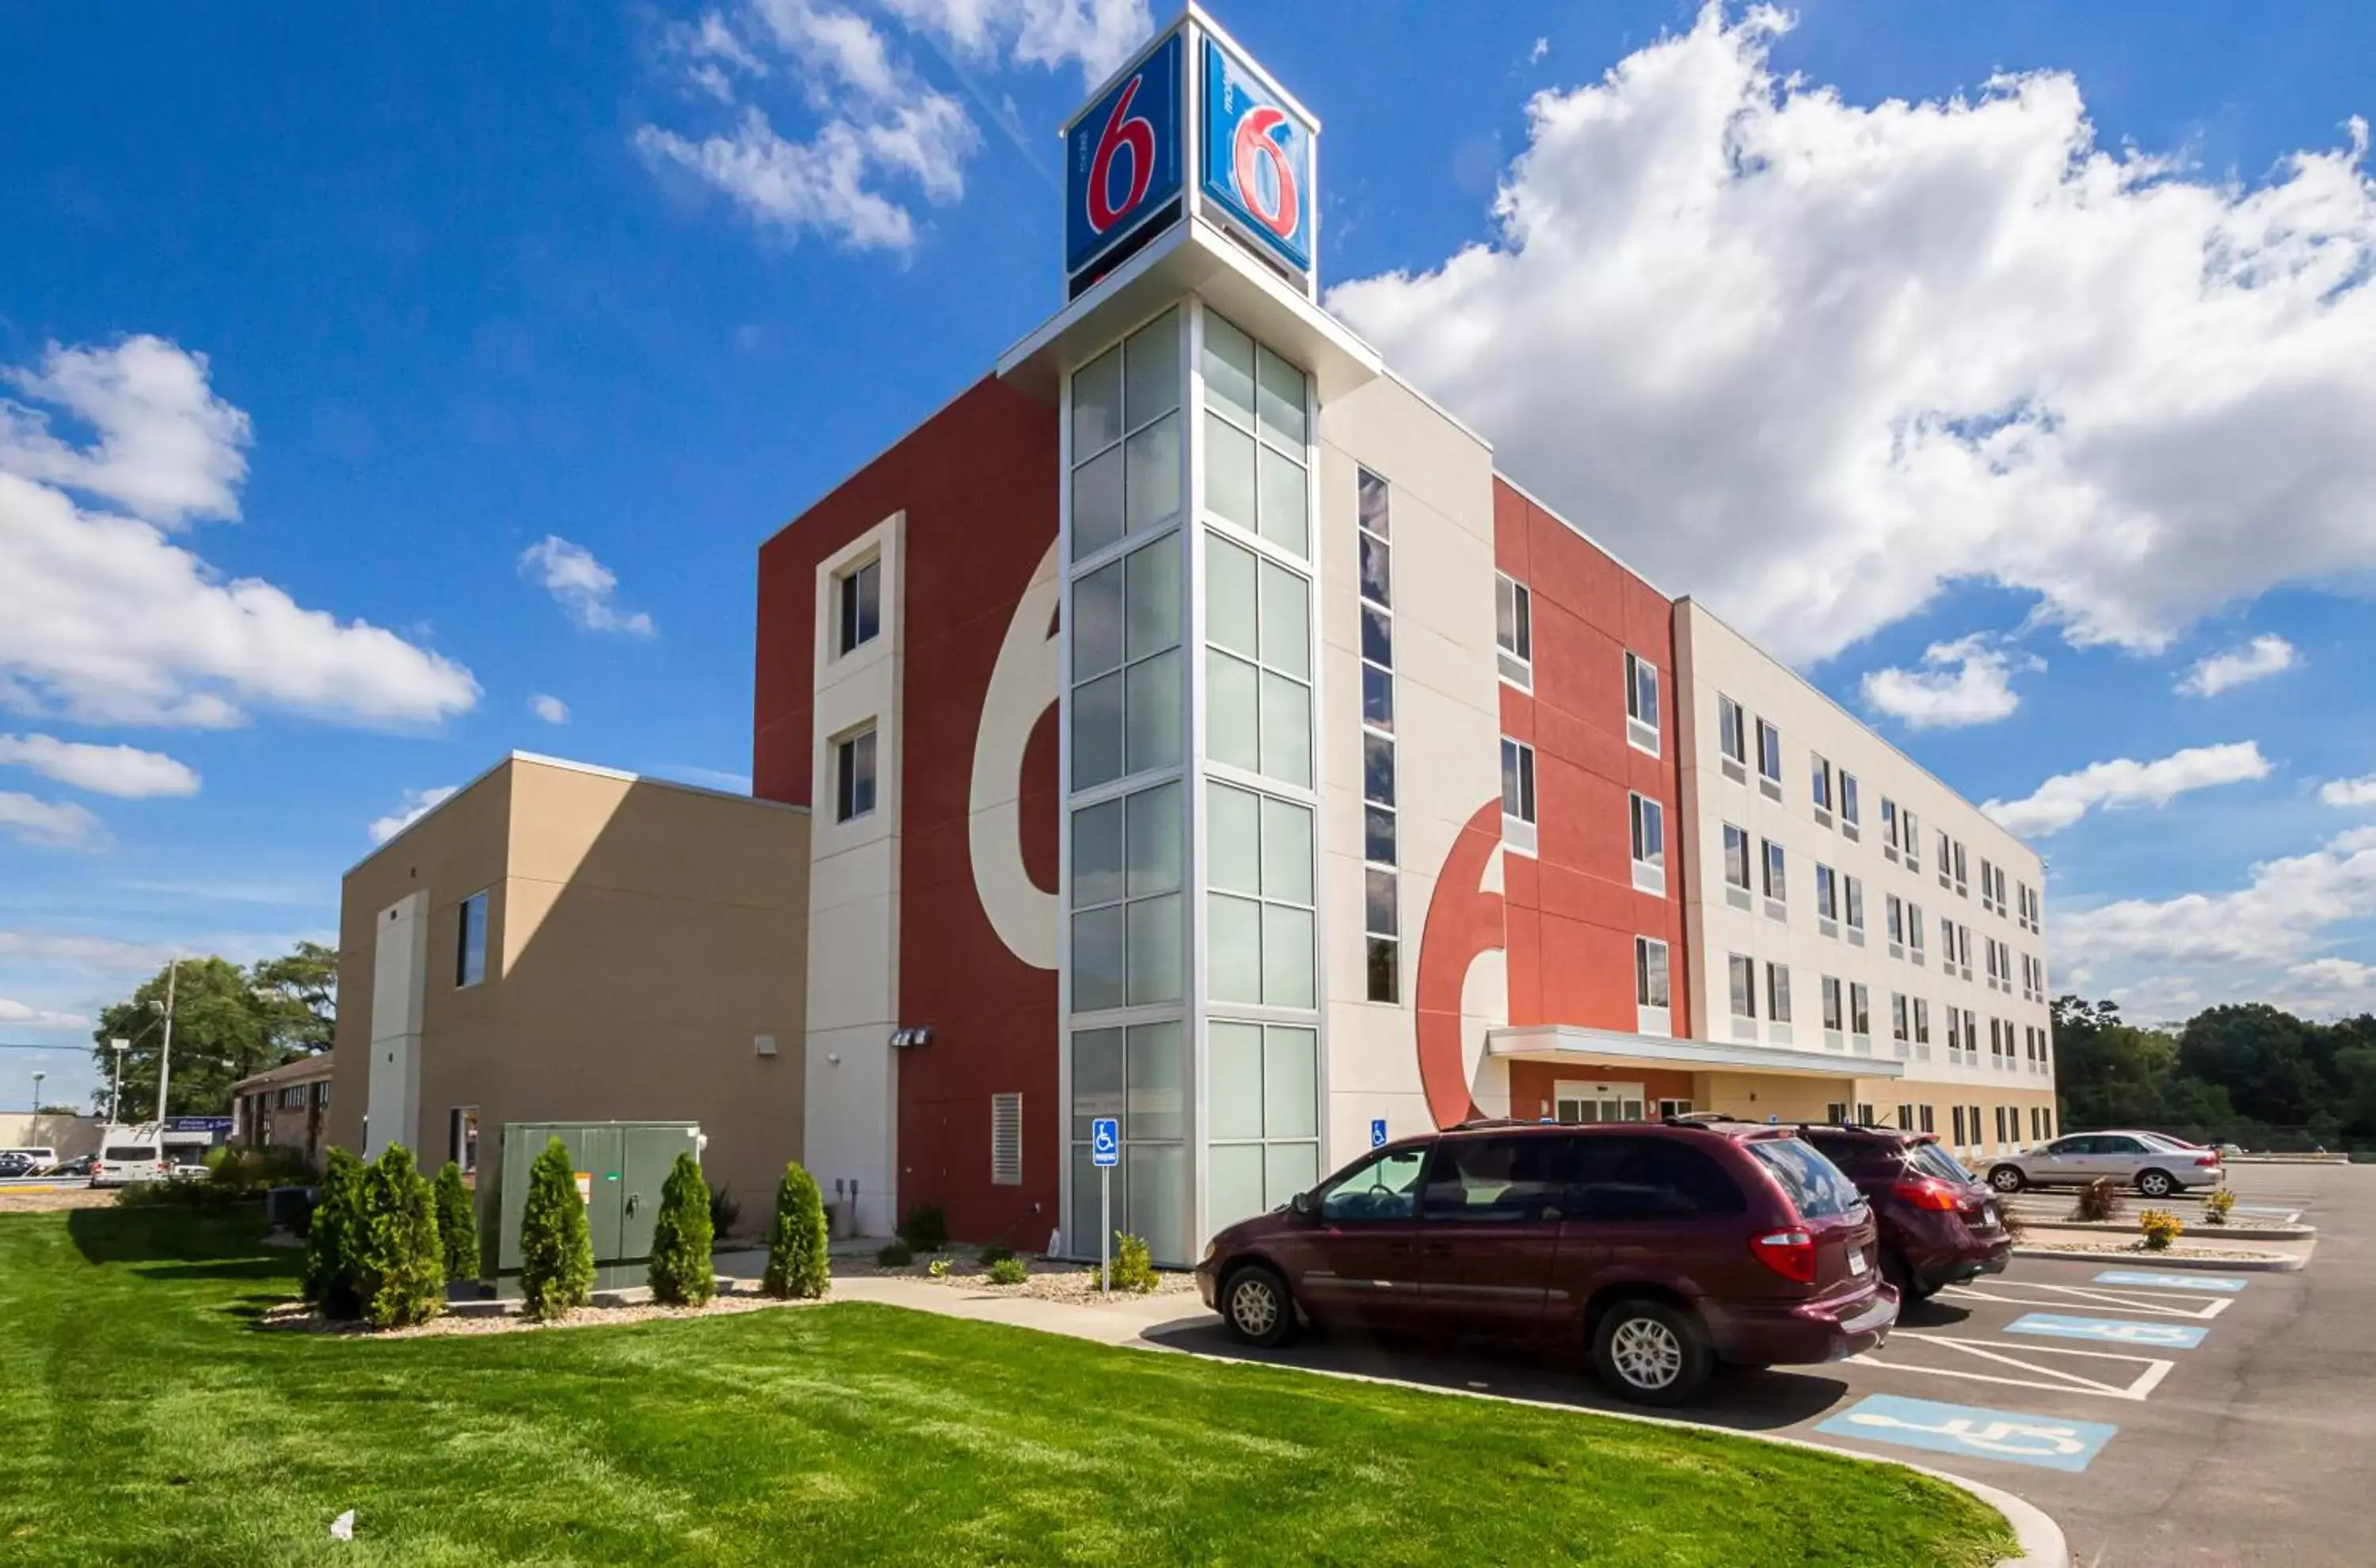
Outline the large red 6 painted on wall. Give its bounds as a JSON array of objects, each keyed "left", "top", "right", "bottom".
[{"left": 1413, "top": 799, "right": 1506, "bottom": 1130}]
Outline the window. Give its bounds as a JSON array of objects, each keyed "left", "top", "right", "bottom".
[
  {"left": 1073, "top": 307, "right": 1182, "bottom": 561},
  {"left": 1501, "top": 739, "right": 1536, "bottom": 826},
  {"left": 1207, "top": 1020, "right": 1320, "bottom": 1227},
  {"left": 1903, "top": 808, "right": 1921, "bottom": 871},
  {"left": 991, "top": 1093, "right": 1023, "bottom": 1186},
  {"left": 1624, "top": 652, "right": 1661, "bottom": 752},
  {"left": 1954, "top": 839, "right": 1969, "bottom": 894},
  {"left": 1757, "top": 718, "right": 1783, "bottom": 783},
  {"left": 1891, "top": 994, "right": 1909, "bottom": 1042},
  {"left": 1937, "top": 828, "right": 1952, "bottom": 884},
  {"left": 1629, "top": 793, "right": 1664, "bottom": 879},
  {"left": 1815, "top": 863, "right": 1838, "bottom": 921},
  {"left": 1365, "top": 866, "right": 1399, "bottom": 1004},
  {"left": 1767, "top": 962, "right": 1793, "bottom": 1024},
  {"left": 1880, "top": 796, "right": 1898, "bottom": 848},
  {"left": 833, "top": 725, "right": 878, "bottom": 822},
  {"left": 314, "top": 1081, "right": 330, "bottom": 1109},
  {"left": 1920, "top": 1104, "right": 1936, "bottom": 1134},
  {"left": 1569, "top": 1137, "right": 1748, "bottom": 1220},
  {"left": 1495, "top": 573, "right": 1532, "bottom": 679},
  {"left": 1728, "top": 953, "right": 1757, "bottom": 1019},
  {"left": 1952, "top": 1106, "right": 1967, "bottom": 1145},
  {"left": 1947, "top": 1008, "right": 1964, "bottom": 1054},
  {"left": 1723, "top": 824, "right": 1752, "bottom": 890},
  {"left": 456, "top": 890, "right": 488, "bottom": 988},
  {"left": 836, "top": 557, "right": 881, "bottom": 656},
  {"left": 279, "top": 1086, "right": 304, "bottom": 1109},
  {"left": 1318, "top": 1146, "right": 1426, "bottom": 1223},
  {"left": 1719, "top": 695, "right": 1746, "bottom": 765},
  {"left": 447, "top": 1106, "right": 479, "bottom": 1174},
  {"left": 1203, "top": 310, "right": 1308, "bottom": 558},
  {"left": 1635, "top": 937, "right": 1671, "bottom": 1010},
  {"left": 1073, "top": 781, "right": 1187, "bottom": 1011},
  {"left": 1840, "top": 771, "right": 1860, "bottom": 828},
  {"left": 1421, "top": 1135, "right": 1563, "bottom": 1224},
  {"left": 1205, "top": 533, "right": 1308, "bottom": 788},
  {"left": 1913, "top": 999, "right": 1932, "bottom": 1045},
  {"left": 1981, "top": 858, "right": 1997, "bottom": 913},
  {"left": 1204, "top": 782, "right": 1312, "bottom": 1010},
  {"left": 1811, "top": 753, "right": 1834, "bottom": 813},
  {"left": 1357, "top": 470, "right": 1397, "bottom": 1003},
  {"left": 1909, "top": 903, "right": 1926, "bottom": 953},
  {"left": 1940, "top": 913, "right": 1955, "bottom": 962},
  {"left": 1069, "top": 1020, "right": 1192, "bottom": 1260},
  {"left": 1844, "top": 874, "right": 1864, "bottom": 933},
  {"left": 1958, "top": 923, "right": 1973, "bottom": 970},
  {"left": 1850, "top": 982, "right": 1871, "bottom": 1037},
  {"left": 1745, "top": 1139, "right": 1860, "bottom": 1218},
  {"left": 1887, "top": 893, "right": 1905, "bottom": 944},
  {"left": 1361, "top": 475, "right": 1394, "bottom": 608},
  {"left": 1822, "top": 976, "right": 1845, "bottom": 1032},
  {"left": 1762, "top": 839, "right": 1788, "bottom": 902},
  {"left": 1964, "top": 1009, "right": 1979, "bottom": 1056}
]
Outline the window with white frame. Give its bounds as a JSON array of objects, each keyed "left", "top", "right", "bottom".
[
  {"left": 1947, "top": 1007, "right": 1963, "bottom": 1056},
  {"left": 456, "top": 890, "right": 489, "bottom": 988},
  {"left": 1635, "top": 937, "right": 1671, "bottom": 1009},
  {"left": 1909, "top": 902, "right": 1926, "bottom": 953},
  {"left": 1624, "top": 651, "right": 1661, "bottom": 753},
  {"left": 1501, "top": 738, "right": 1537, "bottom": 828},
  {"left": 1763, "top": 838, "right": 1788, "bottom": 902},
  {"left": 1072, "top": 307, "right": 1182, "bottom": 561},
  {"left": 1205, "top": 533, "right": 1309, "bottom": 789},
  {"left": 1076, "top": 537, "right": 1183, "bottom": 790},
  {"left": 836, "top": 556, "right": 881, "bottom": 657},
  {"left": 1887, "top": 893, "right": 1904, "bottom": 945},
  {"left": 1903, "top": 807, "right": 1921, "bottom": 872},
  {"left": 1891, "top": 993, "right": 1910, "bottom": 1044},
  {"left": 1728, "top": 953, "right": 1757, "bottom": 1019},
  {"left": 1937, "top": 828, "right": 1952, "bottom": 887},
  {"left": 1815, "top": 863, "right": 1838, "bottom": 922},
  {"left": 1719, "top": 695, "right": 1747, "bottom": 767},
  {"left": 1822, "top": 976, "right": 1845, "bottom": 1033},
  {"left": 1757, "top": 717, "right": 1783, "bottom": 784},
  {"left": 1913, "top": 998, "right": 1931, "bottom": 1045},
  {"left": 1844, "top": 873, "right": 1865, "bottom": 933},
  {"left": 1205, "top": 781, "right": 1314, "bottom": 1010},
  {"left": 1723, "top": 824, "right": 1752, "bottom": 890},
  {"left": 834, "top": 724, "right": 878, "bottom": 823},
  {"left": 1205, "top": 1020, "right": 1321, "bottom": 1231},
  {"left": 1963, "top": 1008, "right": 1979, "bottom": 1058},
  {"left": 448, "top": 1106, "right": 479, "bottom": 1172},
  {"left": 1201, "top": 310, "right": 1307, "bottom": 558},
  {"left": 1840, "top": 771, "right": 1860, "bottom": 830},
  {"left": 1880, "top": 796, "right": 1898, "bottom": 851},
  {"left": 1357, "top": 470, "right": 1398, "bottom": 1003},
  {"left": 1767, "top": 962, "right": 1793, "bottom": 1023},
  {"left": 1954, "top": 839, "right": 1969, "bottom": 895},
  {"left": 1071, "top": 780, "right": 1185, "bottom": 1012},
  {"left": 1850, "top": 982, "right": 1871, "bottom": 1037},
  {"left": 1495, "top": 573, "right": 1531, "bottom": 685},
  {"left": 1958, "top": 923, "right": 1973, "bottom": 971},
  {"left": 1628, "top": 792, "right": 1665, "bottom": 888},
  {"left": 1811, "top": 753, "right": 1834, "bottom": 815}
]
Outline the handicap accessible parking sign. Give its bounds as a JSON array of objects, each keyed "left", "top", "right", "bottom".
[
  {"left": 1816, "top": 1394, "right": 2119, "bottom": 1473},
  {"left": 2006, "top": 1312, "right": 2207, "bottom": 1349}
]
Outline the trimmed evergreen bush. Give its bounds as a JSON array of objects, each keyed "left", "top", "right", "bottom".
[
  {"left": 433, "top": 1161, "right": 478, "bottom": 1286},
  {"left": 520, "top": 1135, "right": 593, "bottom": 1320},
  {"left": 303, "top": 1147, "right": 367, "bottom": 1319},
  {"left": 648, "top": 1152, "right": 716, "bottom": 1306},
  {"left": 355, "top": 1144, "right": 444, "bottom": 1330},
  {"left": 986, "top": 1256, "right": 1029, "bottom": 1286},
  {"left": 762, "top": 1159, "right": 830, "bottom": 1300},
  {"left": 899, "top": 1205, "right": 948, "bottom": 1252},
  {"left": 1099, "top": 1231, "right": 1159, "bottom": 1294}
]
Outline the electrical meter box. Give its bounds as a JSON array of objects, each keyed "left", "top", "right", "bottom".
[{"left": 495, "top": 1121, "right": 703, "bottom": 1293}]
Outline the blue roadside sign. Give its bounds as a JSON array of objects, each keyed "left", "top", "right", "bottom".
[
  {"left": 1091, "top": 1117, "right": 1120, "bottom": 1168},
  {"left": 1370, "top": 1117, "right": 1388, "bottom": 1148}
]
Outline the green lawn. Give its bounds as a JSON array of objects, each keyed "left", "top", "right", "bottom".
[{"left": 0, "top": 1205, "right": 2014, "bottom": 1566}]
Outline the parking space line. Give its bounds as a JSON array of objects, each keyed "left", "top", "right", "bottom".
[
  {"left": 1814, "top": 1394, "right": 2120, "bottom": 1472},
  {"left": 1852, "top": 1333, "right": 2173, "bottom": 1401},
  {"left": 1941, "top": 1280, "right": 2233, "bottom": 1320},
  {"left": 2005, "top": 1312, "right": 2208, "bottom": 1349},
  {"left": 2092, "top": 1269, "right": 2249, "bottom": 1292}
]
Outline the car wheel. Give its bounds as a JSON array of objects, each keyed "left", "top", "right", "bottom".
[
  {"left": 2137, "top": 1169, "right": 2175, "bottom": 1199},
  {"left": 1988, "top": 1165, "right": 2025, "bottom": 1193},
  {"left": 1220, "top": 1264, "right": 1297, "bottom": 1348},
  {"left": 1592, "top": 1298, "right": 1713, "bottom": 1406}
]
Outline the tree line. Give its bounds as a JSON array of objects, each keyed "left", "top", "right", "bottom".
[
  {"left": 85, "top": 942, "right": 337, "bottom": 1119},
  {"left": 2051, "top": 995, "right": 2376, "bottom": 1151}
]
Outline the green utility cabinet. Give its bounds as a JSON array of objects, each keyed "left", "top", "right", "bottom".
[{"left": 495, "top": 1121, "right": 703, "bottom": 1292}]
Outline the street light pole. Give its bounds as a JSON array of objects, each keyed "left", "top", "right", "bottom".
[
  {"left": 29, "top": 1071, "right": 42, "bottom": 1113},
  {"left": 152, "top": 956, "right": 180, "bottom": 1127},
  {"left": 109, "top": 1041, "right": 128, "bottom": 1125}
]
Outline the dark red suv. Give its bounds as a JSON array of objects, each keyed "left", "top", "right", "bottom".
[
  {"left": 1193, "top": 1119, "right": 1896, "bottom": 1404},
  {"left": 1795, "top": 1125, "right": 2010, "bottom": 1301}
]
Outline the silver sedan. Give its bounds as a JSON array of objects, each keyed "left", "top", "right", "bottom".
[{"left": 1985, "top": 1131, "right": 2228, "bottom": 1199}]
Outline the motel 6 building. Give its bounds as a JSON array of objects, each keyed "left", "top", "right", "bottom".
[{"left": 758, "top": 8, "right": 2058, "bottom": 1264}]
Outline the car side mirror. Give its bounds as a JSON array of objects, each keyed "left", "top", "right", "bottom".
[{"left": 1289, "top": 1190, "right": 1314, "bottom": 1218}]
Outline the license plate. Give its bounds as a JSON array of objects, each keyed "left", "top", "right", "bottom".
[
  {"left": 1981, "top": 1202, "right": 1997, "bottom": 1224},
  {"left": 1847, "top": 1247, "right": 1868, "bottom": 1277}
]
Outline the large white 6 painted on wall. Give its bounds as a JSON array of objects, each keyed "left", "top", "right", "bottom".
[{"left": 968, "top": 539, "right": 1061, "bottom": 971}]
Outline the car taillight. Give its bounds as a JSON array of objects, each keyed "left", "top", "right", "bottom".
[
  {"left": 1750, "top": 1227, "right": 1818, "bottom": 1284},
  {"left": 2195, "top": 1155, "right": 2220, "bottom": 1167},
  {"left": 1891, "top": 1178, "right": 1964, "bottom": 1212}
]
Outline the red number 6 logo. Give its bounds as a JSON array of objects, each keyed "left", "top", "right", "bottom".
[
  {"left": 1087, "top": 75, "right": 1155, "bottom": 234},
  {"left": 1231, "top": 105, "right": 1299, "bottom": 241}
]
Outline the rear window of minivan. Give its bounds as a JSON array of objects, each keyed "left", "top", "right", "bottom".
[
  {"left": 1747, "top": 1138, "right": 1864, "bottom": 1219},
  {"left": 1906, "top": 1142, "right": 1978, "bottom": 1186},
  {"left": 104, "top": 1146, "right": 158, "bottom": 1162}
]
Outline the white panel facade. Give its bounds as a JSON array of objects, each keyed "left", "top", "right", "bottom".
[{"left": 364, "top": 889, "right": 428, "bottom": 1158}]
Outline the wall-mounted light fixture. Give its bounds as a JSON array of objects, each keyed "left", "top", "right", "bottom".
[{"left": 889, "top": 1026, "right": 935, "bottom": 1050}]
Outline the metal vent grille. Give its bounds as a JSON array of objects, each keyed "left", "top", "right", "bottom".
[{"left": 990, "top": 1093, "right": 1022, "bottom": 1186}]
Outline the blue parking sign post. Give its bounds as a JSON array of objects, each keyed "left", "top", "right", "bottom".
[
  {"left": 1371, "top": 1118, "right": 1387, "bottom": 1149},
  {"left": 1091, "top": 1117, "right": 1119, "bottom": 1296}
]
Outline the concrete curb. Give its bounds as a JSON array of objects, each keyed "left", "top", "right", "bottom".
[
  {"left": 2009, "top": 1218, "right": 2315, "bottom": 1241},
  {"left": 2009, "top": 1245, "right": 2304, "bottom": 1273}
]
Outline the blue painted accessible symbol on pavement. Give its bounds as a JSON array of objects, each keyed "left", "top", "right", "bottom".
[
  {"left": 2006, "top": 1313, "right": 2207, "bottom": 1349},
  {"left": 1091, "top": 1117, "right": 1119, "bottom": 1168},
  {"left": 2093, "top": 1269, "right": 2248, "bottom": 1292},
  {"left": 1817, "top": 1395, "right": 2118, "bottom": 1473}
]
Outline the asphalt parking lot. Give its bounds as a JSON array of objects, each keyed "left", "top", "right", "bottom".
[{"left": 1149, "top": 1163, "right": 2372, "bottom": 1566}]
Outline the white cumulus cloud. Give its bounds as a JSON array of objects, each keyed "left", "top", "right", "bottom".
[
  {"left": 638, "top": 0, "right": 1148, "bottom": 251},
  {"left": 528, "top": 693, "right": 570, "bottom": 725},
  {"left": 519, "top": 536, "right": 654, "bottom": 637},
  {"left": 2176, "top": 634, "right": 2296, "bottom": 697},
  {"left": 1860, "top": 635, "right": 2033, "bottom": 729},
  {"left": 0, "top": 733, "right": 198, "bottom": 799},
  {"left": 1983, "top": 741, "right": 2272, "bottom": 838},
  {"left": 0, "top": 792, "right": 109, "bottom": 851},
  {"left": 368, "top": 785, "right": 458, "bottom": 846},
  {"left": 0, "top": 337, "right": 480, "bottom": 729},
  {"left": 1327, "top": 5, "right": 2376, "bottom": 667},
  {"left": 2057, "top": 824, "right": 2376, "bottom": 973},
  {"left": 2318, "top": 774, "right": 2376, "bottom": 809},
  {"left": 0, "top": 997, "right": 88, "bottom": 1030}
]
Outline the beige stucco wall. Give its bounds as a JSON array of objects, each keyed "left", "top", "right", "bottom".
[{"left": 329, "top": 755, "right": 810, "bottom": 1224}]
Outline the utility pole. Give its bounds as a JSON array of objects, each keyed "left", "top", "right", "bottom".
[
  {"left": 153, "top": 956, "right": 180, "bottom": 1127},
  {"left": 30, "top": 1071, "right": 43, "bottom": 1114},
  {"left": 108, "top": 1041, "right": 128, "bottom": 1125}
]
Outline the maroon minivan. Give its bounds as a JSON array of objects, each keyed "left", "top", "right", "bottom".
[{"left": 1192, "top": 1120, "right": 1897, "bottom": 1404}]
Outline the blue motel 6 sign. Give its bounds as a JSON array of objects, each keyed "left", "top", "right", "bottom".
[
  {"left": 1064, "top": 32, "right": 1184, "bottom": 279},
  {"left": 1199, "top": 36, "right": 1313, "bottom": 276}
]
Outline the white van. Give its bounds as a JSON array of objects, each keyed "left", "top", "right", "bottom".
[{"left": 93, "top": 1128, "right": 167, "bottom": 1187}]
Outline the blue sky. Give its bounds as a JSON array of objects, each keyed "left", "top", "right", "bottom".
[{"left": 6, "top": 1, "right": 2376, "bottom": 1108}]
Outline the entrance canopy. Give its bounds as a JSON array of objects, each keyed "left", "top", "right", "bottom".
[{"left": 1487, "top": 1025, "right": 1904, "bottom": 1081}]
